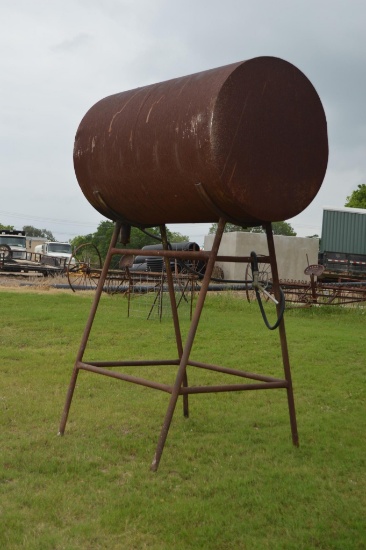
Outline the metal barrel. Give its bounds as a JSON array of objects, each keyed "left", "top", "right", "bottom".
[{"left": 74, "top": 56, "right": 328, "bottom": 227}]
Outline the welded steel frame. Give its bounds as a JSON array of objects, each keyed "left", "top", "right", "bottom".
[{"left": 59, "top": 218, "right": 299, "bottom": 471}]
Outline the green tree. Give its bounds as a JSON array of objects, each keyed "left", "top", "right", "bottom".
[
  {"left": 166, "top": 230, "right": 190, "bottom": 243},
  {"left": 209, "top": 221, "right": 296, "bottom": 236},
  {"left": 209, "top": 222, "right": 245, "bottom": 234},
  {"left": 271, "top": 221, "right": 297, "bottom": 236},
  {"left": 23, "top": 225, "right": 55, "bottom": 240},
  {"left": 345, "top": 184, "right": 366, "bottom": 209},
  {"left": 0, "top": 223, "right": 14, "bottom": 231},
  {"left": 70, "top": 221, "right": 190, "bottom": 263}
]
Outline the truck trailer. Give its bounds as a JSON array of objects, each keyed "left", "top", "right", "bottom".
[{"left": 319, "top": 206, "right": 366, "bottom": 278}]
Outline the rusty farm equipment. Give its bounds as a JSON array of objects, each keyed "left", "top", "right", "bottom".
[
  {"left": 245, "top": 260, "right": 366, "bottom": 307},
  {"left": 66, "top": 241, "right": 203, "bottom": 320}
]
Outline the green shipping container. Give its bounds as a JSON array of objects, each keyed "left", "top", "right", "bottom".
[{"left": 320, "top": 207, "right": 366, "bottom": 255}]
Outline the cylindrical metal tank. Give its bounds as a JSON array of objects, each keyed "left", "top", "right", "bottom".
[{"left": 74, "top": 56, "right": 328, "bottom": 227}]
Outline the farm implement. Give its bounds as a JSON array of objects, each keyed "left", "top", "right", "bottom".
[{"left": 245, "top": 261, "right": 366, "bottom": 307}]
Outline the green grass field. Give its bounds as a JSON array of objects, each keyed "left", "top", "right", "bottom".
[{"left": 1, "top": 288, "right": 365, "bottom": 549}]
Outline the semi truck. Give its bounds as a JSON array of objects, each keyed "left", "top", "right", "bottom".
[
  {"left": 34, "top": 241, "right": 73, "bottom": 268},
  {"left": 319, "top": 206, "right": 366, "bottom": 278},
  {"left": 0, "top": 230, "right": 27, "bottom": 260}
]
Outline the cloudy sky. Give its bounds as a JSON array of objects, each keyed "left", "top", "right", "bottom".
[{"left": 1, "top": 0, "right": 365, "bottom": 245}]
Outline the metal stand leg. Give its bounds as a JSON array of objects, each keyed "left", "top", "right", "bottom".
[
  {"left": 150, "top": 218, "right": 226, "bottom": 471},
  {"left": 265, "top": 223, "right": 299, "bottom": 446},
  {"left": 159, "top": 225, "right": 188, "bottom": 417},
  {"left": 58, "top": 221, "right": 122, "bottom": 435},
  {"left": 59, "top": 218, "right": 299, "bottom": 471}
]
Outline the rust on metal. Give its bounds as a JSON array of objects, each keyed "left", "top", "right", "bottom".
[
  {"left": 59, "top": 57, "right": 332, "bottom": 470},
  {"left": 304, "top": 264, "right": 325, "bottom": 277},
  {"left": 74, "top": 56, "right": 328, "bottom": 227},
  {"left": 246, "top": 262, "right": 366, "bottom": 306},
  {"left": 59, "top": 219, "right": 301, "bottom": 470}
]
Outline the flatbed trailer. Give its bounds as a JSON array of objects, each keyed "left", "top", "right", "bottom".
[{"left": 0, "top": 252, "right": 65, "bottom": 277}]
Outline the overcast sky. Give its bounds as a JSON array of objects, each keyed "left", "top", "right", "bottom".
[{"left": 1, "top": 0, "right": 365, "bottom": 245}]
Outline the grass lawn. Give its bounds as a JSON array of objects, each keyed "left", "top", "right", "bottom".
[{"left": 0, "top": 288, "right": 365, "bottom": 549}]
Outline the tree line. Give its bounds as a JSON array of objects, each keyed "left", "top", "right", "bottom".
[
  {"left": 0, "top": 224, "right": 56, "bottom": 241},
  {"left": 70, "top": 221, "right": 189, "bottom": 263},
  {"left": 1, "top": 183, "right": 365, "bottom": 260}
]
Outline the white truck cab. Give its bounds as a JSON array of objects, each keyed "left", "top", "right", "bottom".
[
  {"left": 0, "top": 230, "right": 27, "bottom": 260},
  {"left": 34, "top": 241, "right": 73, "bottom": 263}
]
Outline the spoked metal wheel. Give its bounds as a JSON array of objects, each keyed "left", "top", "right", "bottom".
[
  {"left": 67, "top": 243, "right": 102, "bottom": 292},
  {"left": 104, "top": 255, "right": 134, "bottom": 295},
  {"left": 245, "top": 257, "right": 273, "bottom": 303},
  {"left": 0, "top": 244, "right": 12, "bottom": 260}
]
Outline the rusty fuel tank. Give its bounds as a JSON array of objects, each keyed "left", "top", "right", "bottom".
[{"left": 74, "top": 56, "right": 328, "bottom": 227}]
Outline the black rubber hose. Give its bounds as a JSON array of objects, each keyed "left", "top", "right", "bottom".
[
  {"left": 250, "top": 251, "right": 286, "bottom": 331},
  {"left": 254, "top": 285, "right": 286, "bottom": 330}
]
